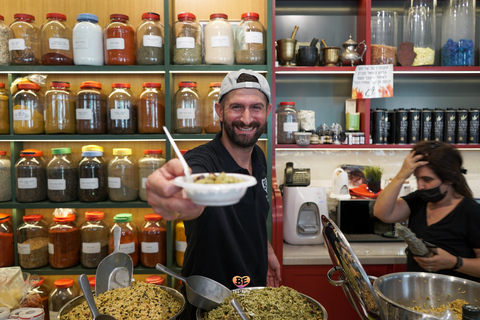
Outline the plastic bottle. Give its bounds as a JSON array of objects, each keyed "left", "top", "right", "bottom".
[
  {"left": 73, "top": 13, "right": 104, "bottom": 66},
  {"left": 78, "top": 145, "right": 108, "bottom": 202},
  {"left": 140, "top": 214, "right": 167, "bottom": 267},
  {"left": 17, "top": 214, "right": 49, "bottom": 269},
  {"left": 41, "top": 13, "right": 73, "bottom": 65},
  {"left": 9, "top": 13, "right": 41, "bottom": 65},
  {"left": 76, "top": 81, "right": 107, "bottom": 134},
  {"left": 80, "top": 211, "right": 109, "bottom": 268},
  {"left": 110, "top": 213, "right": 139, "bottom": 266},
  {"left": 235, "top": 12, "right": 266, "bottom": 65},
  {"left": 172, "top": 12, "right": 202, "bottom": 65},
  {"left": 47, "top": 147, "right": 78, "bottom": 202},
  {"left": 203, "top": 82, "right": 221, "bottom": 134},
  {"left": 0, "top": 213, "right": 14, "bottom": 267},
  {"left": 104, "top": 14, "right": 135, "bottom": 65},
  {"left": 175, "top": 220, "right": 186, "bottom": 267},
  {"left": 13, "top": 82, "right": 44, "bottom": 134},
  {"left": 138, "top": 82, "right": 165, "bottom": 133},
  {"left": 44, "top": 81, "right": 76, "bottom": 134},
  {"left": 0, "top": 15, "right": 10, "bottom": 66},
  {"left": 204, "top": 13, "right": 234, "bottom": 65},
  {"left": 138, "top": 149, "right": 165, "bottom": 201},
  {"left": 108, "top": 148, "right": 138, "bottom": 201},
  {"left": 0, "top": 83, "right": 9, "bottom": 134},
  {"left": 48, "top": 278, "right": 79, "bottom": 320},
  {"left": 136, "top": 12, "right": 164, "bottom": 65},
  {"left": 173, "top": 81, "right": 202, "bottom": 134},
  {"left": 48, "top": 214, "right": 80, "bottom": 268},
  {"left": 0, "top": 151, "right": 11, "bottom": 202},
  {"left": 15, "top": 149, "right": 47, "bottom": 202},
  {"left": 107, "top": 83, "right": 137, "bottom": 134}
]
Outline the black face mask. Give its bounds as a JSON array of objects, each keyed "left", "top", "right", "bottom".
[{"left": 416, "top": 186, "right": 447, "bottom": 203}]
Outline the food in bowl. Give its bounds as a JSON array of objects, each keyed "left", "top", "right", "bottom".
[
  {"left": 194, "top": 172, "right": 242, "bottom": 184},
  {"left": 409, "top": 299, "right": 469, "bottom": 320}
]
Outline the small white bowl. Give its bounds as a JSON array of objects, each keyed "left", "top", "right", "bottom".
[
  {"left": 294, "top": 132, "right": 312, "bottom": 146},
  {"left": 174, "top": 173, "right": 257, "bottom": 206}
]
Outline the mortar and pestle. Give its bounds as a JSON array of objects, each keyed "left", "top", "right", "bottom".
[
  {"left": 320, "top": 39, "right": 341, "bottom": 67},
  {"left": 277, "top": 25, "right": 299, "bottom": 66},
  {"left": 297, "top": 38, "right": 319, "bottom": 66}
]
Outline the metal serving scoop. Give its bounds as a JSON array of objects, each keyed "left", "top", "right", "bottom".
[{"left": 78, "top": 274, "right": 116, "bottom": 320}]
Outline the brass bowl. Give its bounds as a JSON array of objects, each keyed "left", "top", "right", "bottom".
[
  {"left": 321, "top": 47, "right": 341, "bottom": 66},
  {"left": 277, "top": 38, "right": 297, "bottom": 66}
]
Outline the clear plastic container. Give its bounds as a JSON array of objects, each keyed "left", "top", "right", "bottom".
[
  {"left": 78, "top": 145, "right": 108, "bottom": 202},
  {"left": 49, "top": 278, "right": 79, "bottom": 320},
  {"left": 13, "top": 82, "right": 44, "bottom": 134},
  {"left": 17, "top": 214, "right": 49, "bottom": 269},
  {"left": 138, "top": 82, "right": 165, "bottom": 133},
  {"left": 0, "top": 83, "right": 8, "bottom": 134},
  {"left": 235, "top": 12, "right": 266, "bottom": 65},
  {"left": 107, "top": 83, "right": 137, "bottom": 134},
  {"left": 73, "top": 13, "right": 104, "bottom": 66},
  {"left": 108, "top": 148, "right": 138, "bottom": 201},
  {"left": 175, "top": 220, "right": 186, "bottom": 267},
  {"left": 172, "top": 12, "right": 202, "bottom": 65},
  {"left": 47, "top": 147, "right": 78, "bottom": 202},
  {"left": 204, "top": 13, "right": 234, "bottom": 65},
  {"left": 0, "top": 213, "right": 14, "bottom": 267},
  {"left": 9, "top": 13, "right": 41, "bottom": 65},
  {"left": 203, "top": 82, "right": 221, "bottom": 134},
  {"left": 45, "top": 81, "right": 76, "bottom": 134},
  {"left": 140, "top": 213, "right": 167, "bottom": 267},
  {"left": 0, "top": 151, "right": 11, "bottom": 201},
  {"left": 0, "top": 15, "right": 11, "bottom": 66},
  {"left": 110, "top": 213, "right": 139, "bottom": 266},
  {"left": 276, "top": 101, "right": 299, "bottom": 144},
  {"left": 138, "top": 149, "right": 165, "bottom": 201},
  {"left": 48, "top": 214, "right": 80, "bottom": 268},
  {"left": 173, "top": 81, "right": 203, "bottom": 134},
  {"left": 29, "top": 276, "right": 49, "bottom": 319},
  {"left": 104, "top": 14, "right": 135, "bottom": 65},
  {"left": 15, "top": 149, "right": 47, "bottom": 202},
  {"left": 80, "top": 210, "right": 109, "bottom": 268},
  {"left": 371, "top": 10, "right": 398, "bottom": 65},
  {"left": 76, "top": 81, "right": 107, "bottom": 134},
  {"left": 136, "top": 12, "right": 164, "bottom": 65},
  {"left": 41, "top": 13, "right": 73, "bottom": 65}
]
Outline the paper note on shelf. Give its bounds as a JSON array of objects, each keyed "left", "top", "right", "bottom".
[{"left": 352, "top": 65, "right": 394, "bottom": 99}]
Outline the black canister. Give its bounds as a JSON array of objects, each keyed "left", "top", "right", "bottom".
[
  {"left": 408, "top": 108, "right": 421, "bottom": 144},
  {"left": 395, "top": 108, "right": 408, "bottom": 144},
  {"left": 421, "top": 108, "right": 432, "bottom": 142},
  {"left": 387, "top": 110, "right": 396, "bottom": 144},
  {"left": 445, "top": 108, "right": 456, "bottom": 144},
  {"left": 432, "top": 109, "right": 444, "bottom": 142},
  {"left": 468, "top": 108, "right": 480, "bottom": 144},
  {"left": 372, "top": 109, "right": 386, "bottom": 144},
  {"left": 456, "top": 108, "right": 468, "bottom": 144},
  {"left": 462, "top": 304, "right": 480, "bottom": 320}
]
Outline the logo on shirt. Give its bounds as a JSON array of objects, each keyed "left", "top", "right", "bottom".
[
  {"left": 262, "top": 177, "right": 269, "bottom": 202},
  {"left": 232, "top": 275, "right": 250, "bottom": 289}
]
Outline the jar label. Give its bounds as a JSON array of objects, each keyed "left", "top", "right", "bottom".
[
  {"left": 283, "top": 122, "right": 299, "bottom": 132},
  {"left": 176, "top": 37, "right": 195, "bottom": 49},
  {"left": 83, "top": 242, "right": 101, "bottom": 254},
  {"left": 143, "top": 35, "right": 162, "bottom": 48},
  {"left": 80, "top": 178, "right": 99, "bottom": 189},
  {"left": 13, "top": 109, "right": 32, "bottom": 121},
  {"left": 74, "top": 37, "right": 89, "bottom": 49},
  {"left": 245, "top": 32, "right": 263, "bottom": 44},
  {"left": 50, "top": 311, "right": 59, "bottom": 320},
  {"left": 142, "top": 177, "right": 148, "bottom": 189},
  {"left": 210, "top": 35, "right": 230, "bottom": 48},
  {"left": 177, "top": 108, "right": 195, "bottom": 120},
  {"left": 110, "top": 109, "right": 130, "bottom": 120},
  {"left": 9, "top": 38, "right": 26, "bottom": 51},
  {"left": 17, "top": 243, "right": 31, "bottom": 254},
  {"left": 17, "top": 177, "right": 37, "bottom": 189},
  {"left": 119, "top": 242, "right": 136, "bottom": 254},
  {"left": 48, "top": 179, "right": 66, "bottom": 190},
  {"left": 106, "top": 38, "right": 125, "bottom": 50},
  {"left": 108, "top": 177, "right": 121, "bottom": 189},
  {"left": 76, "top": 108, "right": 93, "bottom": 120},
  {"left": 48, "top": 242, "right": 54, "bottom": 254},
  {"left": 141, "top": 242, "right": 159, "bottom": 253},
  {"left": 49, "top": 38, "right": 70, "bottom": 50},
  {"left": 175, "top": 240, "right": 187, "bottom": 252}
]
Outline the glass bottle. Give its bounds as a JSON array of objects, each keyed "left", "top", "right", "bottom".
[
  {"left": 136, "top": 12, "right": 164, "bottom": 65},
  {"left": 13, "top": 82, "right": 44, "bottom": 134},
  {"left": 108, "top": 148, "right": 138, "bottom": 201},
  {"left": 204, "top": 13, "right": 234, "bottom": 65},
  {"left": 76, "top": 81, "right": 107, "bottom": 134},
  {"left": 138, "top": 149, "right": 165, "bottom": 201},
  {"left": 203, "top": 82, "right": 221, "bottom": 134},
  {"left": 0, "top": 213, "right": 14, "bottom": 267},
  {"left": 9, "top": 13, "right": 41, "bottom": 65},
  {"left": 107, "top": 83, "right": 137, "bottom": 134},
  {"left": 276, "top": 101, "right": 299, "bottom": 144},
  {"left": 41, "top": 13, "right": 73, "bottom": 65},
  {"left": 0, "top": 15, "right": 10, "bottom": 66},
  {"left": 17, "top": 214, "right": 49, "bottom": 269},
  {"left": 49, "top": 278, "right": 79, "bottom": 320},
  {"left": 29, "top": 276, "right": 49, "bottom": 319},
  {"left": 235, "top": 12, "right": 266, "bottom": 65},
  {"left": 172, "top": 12, "right": 202, "bottom": 65},
  {"left": 404, "top": 0, "right": 436, "bottom": 66},
  {"left": 44, "top": 81, "right": 76, "bottom": 134},
  {"left": 173, "top": 81, "right": 203, "bottom": 134},
  {"left": 0, "top": 83, "right": 8, "bottom": 134},
  {"left": 15, "top": 149, "right": 47, "bottom": 202},
  {"left": 80, "top": 210, "right": 109, "bottom": 268},
  {"left": 78, "top": 145, "right": 108, "bottom": 202},
  {"left": 140, "top": 213, "right": 167, "bottom": 267},
  {"left": 110, "top": 213, "right": 139, "bottom": 266},
  {"left": 47, "top": 147, "right": 78, "bottom": 202},
  {"left": 138, "top": 82, "right": 165, "bottom": 133},
  {"left": 0, "top": 151, "right": 11, "bottom": 202},
  {"left": 48, "top": 214, "right": 80, "bottom": 268},
  {"left": 73, "top": 13, "right": 104, "bottom": 66},
  {"left": 104, "top": 14, "right": 135, "bottom": 65},
  {"left": 175, "top": 220, "right": 186, "bottom": 267},
  {"left": 371, "top": 10, "right": 398, "bottom": 65}
]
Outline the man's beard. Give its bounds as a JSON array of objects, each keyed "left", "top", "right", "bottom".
[{"left": 223, "top": 119, "right": 266, "bottom": 148}]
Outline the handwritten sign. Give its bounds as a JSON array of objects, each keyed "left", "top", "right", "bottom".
[{"left": 352, "top": 65, "right": 394, "bottom": 99}]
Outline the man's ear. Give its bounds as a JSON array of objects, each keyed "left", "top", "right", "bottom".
[{"left": 214, "top": 102, "right": 223, "bottom": 118}]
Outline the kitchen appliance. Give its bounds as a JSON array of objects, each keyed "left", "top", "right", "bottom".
[{"left": 330, "top": 167, "right": 351, "bottom": 200}]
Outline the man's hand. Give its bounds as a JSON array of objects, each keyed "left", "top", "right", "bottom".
[{"left": 267, "top": 242, "right": 282, "bottom": 287}]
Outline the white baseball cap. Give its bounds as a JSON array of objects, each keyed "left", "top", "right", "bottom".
[{"left": 218, "top": 69, "right": 271, "bottom": 103}]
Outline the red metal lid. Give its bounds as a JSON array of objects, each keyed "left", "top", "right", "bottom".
[
  {"left": 241, "top": 12, "right": 260, "bottom": 20},
  {"left": 210, "top": 13, "right": 228, "bottom": 20},
  {"left": 142, "top": 12, "right": 160, "bottom": 20},
  {"left": 85, "top": 211, "right": 105, "bottom": 221},
  {"left": 80, "top": 81, "right": 102, "bottom": 89},
  {"left": 112, "top": 83, "right": 131, "bottom": 88},
  {"left": 144, "top": 149, "right": 162, "bottom": 154},
  {"left": 280, "top": 101, "right": 295, "bottom": 105},
  {"left": 0, "top": 83, "right": 5, "bottom": 88},
  {"left": 145, "top": 275, "right": 164, "bottom": 285},
  {"left": 110, "top": 14, "right": 129, "bottom": 21},
  {"left": 177, "top": 12, "right": 196, "bottom": 21},
  {"left": 0, "top": 151, "right": 6, "bottom": 155},
  {"left": 143, "top": 82, "right": 161, "bottom": 88},
  {"left": 46, "top": 13, "right": 67, "bottom": 20},
  {"left": 20, "top": 149, "right": 43, "bottom": 157},
  {"left": 17, "top": 83, "right": 40, "bottom": 91},
  {"left": 14, "top": 13, "right": 35, "bottom": 21},
  {"left": 144, "top": 214, "right": 162, "bottom": 221},
  {"left": 49, "top": 81, "right": 70, "bottom": 88},
  {"left": 23, "top": 214, "right": 44, "bottom": 222},
  {"left": 54, "top": 278, "right": 74, "bottom": 288},
  {"left": 53, "top": 214, "right": 76, "bottom": 222},
  {"left": 209, "top": 82, "right": 221, "bottom": 88},
  {"left": 179, "top": 81, "right": 197, "bottom": 88},
  {"left": 0, "top": 213, "right": 10, "bottom": 222}
]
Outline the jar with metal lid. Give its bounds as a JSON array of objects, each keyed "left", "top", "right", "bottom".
[
  {"left": 80, "top": 210, "right": 109, "bottom": 268},
  {"left": 235, "top": 12, "right": 266, "bottom": 65},
  {"left": 138, "top": 82, "right": 165, "bottom": 133},
  {"left": 104, "top": 14, "right": 135, "bottom": 65},
  {"left": 9, "top": 13, "right": 41, "bottom": 65},
  {"left": 276, "top": 101, "right": 299, "bottom": 144},
  {"left": 49, "top": 278, "right": 79, "bottom": 320},
  {"left": 15, "top": 149, "right": 47, "bottom": 202},
  {"left": 0, "top": 151, "right": 11, "bottom": 202},
  {"left": 17, "top": 214, "right": 49, "bottom": 269},
  {"left": 0, "top": 83, "right": 10, "bottom": 134},
  {"left": 41, "top": 13, "right": 73, "bottom": 65},
  {"left": 138, "top": 149, "right": 165, "bottom": 201},
  {"left": 172, "top": 12, "right": 202, "bottom": 65},
  {"left": 48, "top": 214, "right": 80, "bottom": 268},
  {"left": 136, "top": 12, "right": 164, "bottom": 65},
  {"left": 173, "top": 81, "right": 202, "bottom": 134},
  {"left": 47, "top": 147, "right": 78, "bottom": 202},
  {"left": 0, "top": 213, "right": 14, "bottom": 267},
  {"left": 29, "top": 276, "right": 49, "bottom": 319},
  {"left": 73, "top": 13, "right": 104, "bottom": 66},
  {"left": 108, "top": 148, "right": 138, "bottom": 201},
  {"left": 205, "top": 13, "right": 234, "bottom": 65},
  {"left": 140, "top": 214, "right": 166, "bottom": 267},
  {"left": 0, "top": 15, "right": 10, "bottom": 66},
  {"left": 45, "top": 81, "right": 76, "bottom": 134},
  {"left": 78, "top": 145, "right": 107, "bottom": 202},
  {"left": 203, "top": 82, "right": 221, "bottom": 134},
  {"left": 175, "top": 220, "right": 186, "bottom": 267},
  {"left": 13, "top": 82, "right": 44, "bottom": 134},
  {"left": 107, "top": 83, "right": 137, "bottom": 134},
  {"left": 145, "top": 275, "right": 164, "bottom": 286},
  {"left": 76, "top": 81, "right": 107, "bottom": 134},
  {"left": 110, "top": 213, "right": 139, "bottom": 266}
]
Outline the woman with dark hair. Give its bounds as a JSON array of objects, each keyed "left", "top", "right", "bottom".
[{"left": 374, "top": 141, "right": 480, "bottom": 281}]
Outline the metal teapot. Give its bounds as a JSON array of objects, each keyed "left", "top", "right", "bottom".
[{"left": 339, "top": 35, "right": 367, "bottom": 66}]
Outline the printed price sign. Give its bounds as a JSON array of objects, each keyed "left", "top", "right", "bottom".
[{"left": 352, "top": 65, "right": 394, "bottom": 99}]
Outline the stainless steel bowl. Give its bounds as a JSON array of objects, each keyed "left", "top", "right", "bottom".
[{"left": 373, "top": 272, "right": 480, "bottom": 320}]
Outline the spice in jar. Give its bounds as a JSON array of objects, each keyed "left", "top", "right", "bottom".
[
  {"left": 140, "top": 214, "right": 167, "bottom": 267},
  {"left": 204, "top": 13, "right": 234, "bottom": 65},
  {"left": 49, "top": 278, "right": 79, "bottom": 320},
  {"left": 0, "top": 213, "right": 14, "bottom": 267},
  {"left": 138, "top": 149, "right": 165, "bottom": 201},
  {"left": 104, "top": 14, "right": 135, "bottom": 65},
  {"left": 0, "top": 83, "right": 9, "bottom": 134},
  {"left": 203, "top": 82, "right": 221, "bottom": 134},
  {"left": 41, "top": 13, "right": 74, "bottom": 65},
  {"left": 276, "top": 101, "right": 299, "bottom": 144},
  {"left": 13, "top": 82, "right": 45, "bottom": 134},
  {"left": 173, "top": 81, "right": 203, "bottom": 134},
  {"left": 73, "top": 13, "right": 104, "bottom": 66},
  {"left": 175, "top": 220, "right": 186, "bottom": 267},
  {"left": 172, "top": 12, "right": 202, "bottom": 65},
  {"left": 0, "top": 151, "right": 12, "bottom": 202},
  {"left": 80, "top": 211, "right": 109, "bottom": 268},
  {"left": 15, "top": 149, "right": 47, "bottom": 203},
  {"left": 17, "top": 214, "right": 49, "bottom": 269},
  {"left": 29, "top": 276, "right": 49, "bottom": 319},
  {"left": 138, "top": 82, "right": 165, "bottom": 133},
  {"left": 78, "top": 145, "right": 108, "bottom": 202},
  {"left": 107, "top": 83, "right": 138, "bottom": 134},
  {"left": 235, "top": 12, "right": 266, "bottom": 65},
  {"left": 110, "top": 213, "right": 139, "bottom": 266},
  {"left": 9, "top": 13, "right": 41, "bottom": 65},
  {"left": 76, "top": 81, "right": 107, "bottom": 134},
  {"left": 0, "top": 15, "right": 10, "bottom": 66},
  {"left": 44, "top": 81, "right": 76, "bottom": 134},
  {"left": 136, "top": 12, "right": 164, "bottom": 65},
  {"left": 47, "top": 147, "right": 78, "bottom": 202},
  {"left": 108, "top": 148, "right": 138, "bottom": 201},
  {"left": 48, "top": 214, "right": 80, "bottom": 268}
]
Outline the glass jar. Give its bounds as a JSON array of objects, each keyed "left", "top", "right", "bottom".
[
  {"left": 108, "top": 148, "right": 138, "bottom": 201},
  {"left": 107, "top": 83, "right": 137, "bottom": 134},
  {"left": 47, "top": 147, "right": 78, "bottom": 202},
  {"left": 73, "top": 13, "right": 104, "bottom": 66},
  {"left": 80, "top": 210, "right": 109, "bottom": 268},
  {"left": 140, "top": 214, "right": 167, "bottom": 267},
  {"left": 173, "top": 81, "right": 202, "bottom": 134},
  {"left": 45, "top": 81, "right": 76, "bottom": 134},
  {"left": 13, "top": 82, "right": 44, "bottom": 134},
  {"left": 0, "top": 151, "right": 11, "bottom": 202},
  {"left": 104, "top": 14, "right": 135, "bottom": 65},
  {"left": 49, "top": 214, "right": 80, "bottom": 268},
  {"left": 203, "top": 82, "right": 221, "bottom": 134},
  {"left": 29, "top": 276, "right": 49, "bottom": 319},
  {"left": 235, "top": 12, "right": 266, "bottom": 65},
  {"left": 0, "top": 83, "right": 8, "bottom": 134},
  {"left": 172, "top": 12, "right": 202, "bottom": 65},
  {"left": 138, "top": 149, "right": 165, "bottom": 201},
  {"left": 0, "top": 15, "right": 10, "bottom": 66},
  {"left": 136, "top": 12, "right": 164, "bottom": 65},
  {"left": 204, "top": 13, "right": 234, "bottom": 65},
  {"left": 145, "top": 275, "right": 164, "bottom": 286},
  {"left": 138, "top": 82, "right": 165, "bottom": 133},
  {"left": 441, "top": 0, "right": 475, "bottom": 66},
  {"left": 276, "top": 101, "right": 299, "bottom": 144},
  {"left": 49, "top": 278, "right": 79, "bottom": 320},
  {"left": 371, "top": 10, "right": 398, "bottom": 65},
  {"left": 76, "top": 81, "right": 107, "bottom": 134},
  {"left": 404, "top": 0, "right": 436, "bottom": 66},
  {"left": 41, "top": 13, "right": 73, "bottom": 65},
  {"left": 15, "top": 149, "right": 47, "bottom": 202},
  {"left": 175, "top": 220, "right": 186, "bottom": 267},
  {"left": 78, "top": 145, "right": 108, "bottom": 202},
  {"left": 110, "top": 213, "right": 139, "bottom": 266},
  {"left": 0, "top": 213, "right": 14, "bottom": 267},
  {"left": 17, "top": 214, "right": 49, "bottom": 269},
  {"left": 9, "top": 13, "right": 41, "bottom": 65}
]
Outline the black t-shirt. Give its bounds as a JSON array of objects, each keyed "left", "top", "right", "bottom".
[
  {"left": 402, "top": 192, "right": 480, "bottom": 281},
  {"left": 183, "top": 131, "right": 270, "bottom": 290}
]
